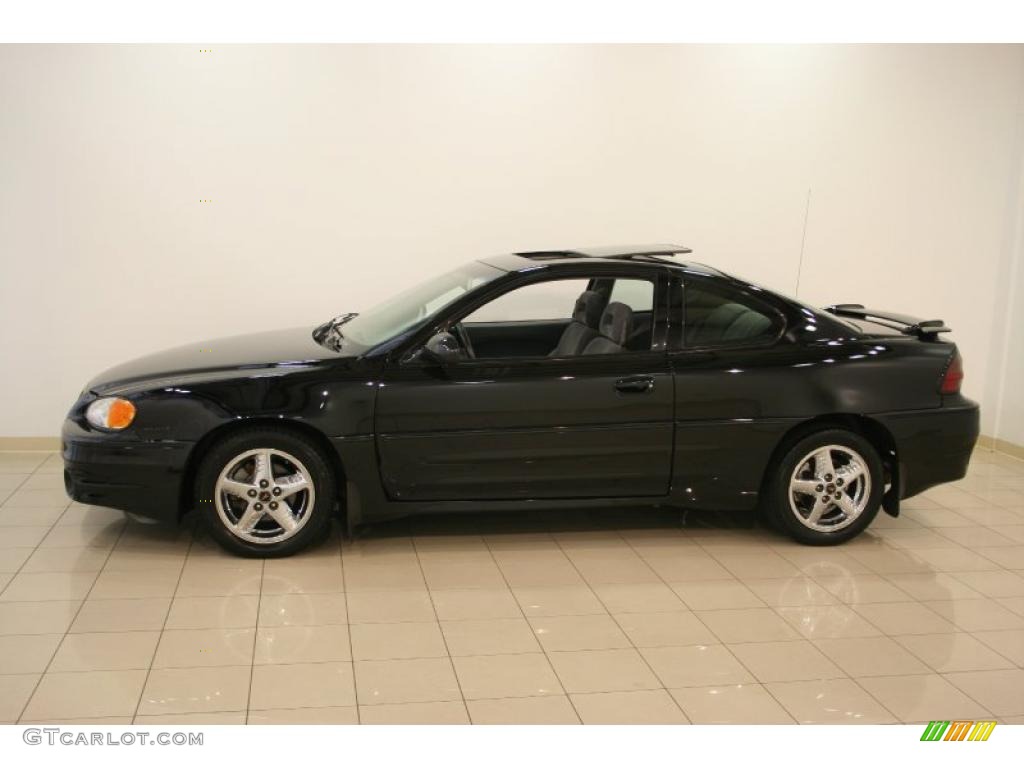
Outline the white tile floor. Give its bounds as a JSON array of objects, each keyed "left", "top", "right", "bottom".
[{"left": 1, "top": 448, "right": 1024, "bottom": 724}]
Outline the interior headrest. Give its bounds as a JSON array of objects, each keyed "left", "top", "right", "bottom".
[
  {"left": 598, "top": 302, "right": 633, "bottom": 344},
  {"left": 572, "top": 290, "right": 607, "bottom": 328}
]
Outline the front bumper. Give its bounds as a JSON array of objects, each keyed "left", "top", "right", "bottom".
[
  {"left": 875, "top": 399, "right": 980, "bottom": 501},
  {"left": 62, "top": 419, "right": 195, "bottom": 523}
]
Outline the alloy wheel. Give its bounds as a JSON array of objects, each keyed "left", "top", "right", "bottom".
[
  {"left": 214, "top": 448, "right": 316, "bottom": 544},
  {"left": 788, "top": 444, "right": 872, "bottom": 533}
]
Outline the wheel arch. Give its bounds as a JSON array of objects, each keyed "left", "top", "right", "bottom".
[
  {"left": 759, "top": 413, "right": 900, "bottom": 516},
  {"left": 179, "top": 418, "right": 347, "bottom": 520}
]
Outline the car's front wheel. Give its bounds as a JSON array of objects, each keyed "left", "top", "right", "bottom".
[
  {"left": 195, "top": 428, "right": 336, "bottom": 557},
  {"left": 767, "top": 428, "right": 883, "bottom": 545}
]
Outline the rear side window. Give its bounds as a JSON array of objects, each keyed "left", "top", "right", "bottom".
[{"left": 684, "top": 280, "right": 782, "bottom": 348}]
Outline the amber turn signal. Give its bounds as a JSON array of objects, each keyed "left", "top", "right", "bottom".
[{"left": 85, "top": 397, "right": 137, "bottom": 430}]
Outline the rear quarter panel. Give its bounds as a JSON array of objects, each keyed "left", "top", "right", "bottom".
[{"left": 670, "top": 336, "right": 955, "bottom": 510}]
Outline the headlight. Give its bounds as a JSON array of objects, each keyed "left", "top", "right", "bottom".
[{"left": 85, "top": 397, "right": 137, "bottom": 430}]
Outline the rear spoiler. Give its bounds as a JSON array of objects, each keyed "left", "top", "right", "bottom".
[{"left": 824, "top": 303, "right": 951, "bottom": 341}]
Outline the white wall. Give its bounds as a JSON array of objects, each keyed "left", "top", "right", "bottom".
[
  {"left": 1, "top": 45, "right": 1022, "bottom": 438},
  {"left": 991, "top": 113, "right": 1024, "bottom": 447}
]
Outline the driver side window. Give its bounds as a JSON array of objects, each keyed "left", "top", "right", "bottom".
[
  {"left": 465, "top": 279, "right": 590, "bottom": 324},
  {"left": 459, "top": 276, "right": 656, "bottom": 359}
]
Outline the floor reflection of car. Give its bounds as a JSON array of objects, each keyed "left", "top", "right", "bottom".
[{"left": 62, "top": 244, "right": 980, "bottom": 556}]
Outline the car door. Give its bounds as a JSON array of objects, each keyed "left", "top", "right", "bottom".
[{"left": 374, "top": 268, "right": 675, "bottom": 502}]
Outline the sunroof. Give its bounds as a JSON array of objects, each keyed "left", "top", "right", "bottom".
[
  {"left": 514, "top": 245, "right": 693, "bottom": 262},
  {"left": 575, "top": 244, "right": 692, "bottom": 258},
  {"left": 515, "top": 251, "right": 582, "bottom": 260}
]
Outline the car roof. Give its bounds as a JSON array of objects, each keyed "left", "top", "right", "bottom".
[{"left": 481, "top": 244, "right": 724, "bottom": 275}]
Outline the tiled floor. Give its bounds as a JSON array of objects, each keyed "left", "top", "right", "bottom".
[{"left": 2, "top": 448, "right": 1024, "bottom": 725}]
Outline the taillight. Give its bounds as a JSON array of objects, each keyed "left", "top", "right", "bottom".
[{"left": 940, "top": 351, "right": 964, "bottom": 395}]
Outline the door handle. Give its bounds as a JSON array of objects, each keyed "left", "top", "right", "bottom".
[{"left": 615, "top": 375, "right": 655, "bottom": 394}]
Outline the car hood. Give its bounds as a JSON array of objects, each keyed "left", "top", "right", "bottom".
[{"left": 87, "top": 326, "right": 355, "bottom": 395}]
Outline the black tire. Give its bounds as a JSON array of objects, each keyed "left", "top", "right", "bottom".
[
  {"left": 195, "top": 428, "right": 336, "bottom": 557},
  {"left": 766, "top": 428, "right": 883, "bottom": 545}
]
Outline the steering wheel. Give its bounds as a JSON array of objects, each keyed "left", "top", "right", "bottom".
[{"left": 454, "top": 322, "right": 476, "bottom": 359}]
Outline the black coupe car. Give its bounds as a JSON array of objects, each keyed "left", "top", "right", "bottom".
[{"left": 63, "top": 244, "right": 979, "bottom": 556}]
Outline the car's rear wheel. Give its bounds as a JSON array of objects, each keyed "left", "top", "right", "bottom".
[
  {"left": 767, "top": 428, "right": 883, "bottom": 545},
  {"left": 196, "top": 428, "right": 336, "bottom": 557}
]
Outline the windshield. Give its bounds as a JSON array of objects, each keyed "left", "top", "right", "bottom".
[{"left": 335, "top": 261, "right": 504, "bottom": 347}]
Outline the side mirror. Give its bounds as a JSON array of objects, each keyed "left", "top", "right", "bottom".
[{"left": 420, "top": 331, "right": 463, "bottom": 365}]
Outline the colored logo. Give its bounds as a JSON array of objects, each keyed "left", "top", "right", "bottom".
[{"left": 920, "top": 720, "right": 996, "bottom": 742}]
